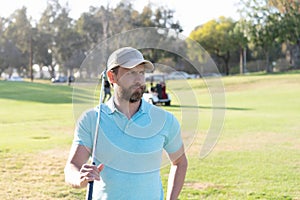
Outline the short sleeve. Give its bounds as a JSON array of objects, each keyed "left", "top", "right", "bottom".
[
  {"left": 73, "top": 109, "right": 97, "bottom": 149},
  {"left": 163, "top": 114, "right": 183, "bottom": 153}
]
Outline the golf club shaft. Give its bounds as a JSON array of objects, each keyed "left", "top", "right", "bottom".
[
  {"left": 86, "top": 162, "right": 96, "bottom": 200},
  {"left": 86, "top": 71, "right": 106, "bottom": 200}
]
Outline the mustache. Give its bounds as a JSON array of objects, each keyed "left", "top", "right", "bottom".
[
  {"left": 130, "top": 84, "right": 146, "bottom": 90},
  {"left": 128, "top": 84, "right": 146, "bottom": 103}
]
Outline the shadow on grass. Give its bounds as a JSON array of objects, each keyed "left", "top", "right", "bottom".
[
  {"left": 246, "top": 69, "right": 300, "bottom": 76},
  {"left": 0, "top": 81, "right": 77, "bottom": 104},
  {"left": 169, "top": 104, "right": 253, "bottom": 111}
]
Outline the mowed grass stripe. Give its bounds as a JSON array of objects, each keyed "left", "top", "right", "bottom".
[{"left": 0, "top": 72, "right": 299, "bottom": 199}]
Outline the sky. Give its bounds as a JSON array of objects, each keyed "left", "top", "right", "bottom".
[{"left": 0, "top": 0, "right": 240, "bottom": 36}]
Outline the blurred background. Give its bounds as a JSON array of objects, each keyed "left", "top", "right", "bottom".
[{"left": 0, "top": 0, "right": 299, "bottom": 82}]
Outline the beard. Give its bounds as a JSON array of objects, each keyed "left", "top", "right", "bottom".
[{"left": 119, "top": 84, "right": 146, "bottom": 103}]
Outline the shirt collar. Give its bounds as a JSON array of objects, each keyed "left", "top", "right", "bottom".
[
  {"left": 105, "top": 97, "right": 147, "bottom": 115},
  {"left": 105, "top": 97, "right": 116, "bottom": 114}
]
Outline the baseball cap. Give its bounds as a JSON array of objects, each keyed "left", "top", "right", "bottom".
[{"left": 107, "top": 47, "right": 154, "bottom": 71}]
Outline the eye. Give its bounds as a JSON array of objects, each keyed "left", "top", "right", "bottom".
[
  {"left": 128, "top": 70, "right": 145, "bottom": 76},
  {"left": 139, "top": 71, "right": 145, "bottom": 75},
  {"left": 130, "top": 71, "right": 137, "bottom": 75}
]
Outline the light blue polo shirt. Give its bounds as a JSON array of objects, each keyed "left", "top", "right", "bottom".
[{"left": 73, "top": 98, "right": 183, "bottom": 200}]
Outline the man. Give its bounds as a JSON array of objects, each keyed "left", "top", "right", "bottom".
[
  {"left": 64, "top": 47, "right": 188, "bottom": 200},
  {"left": 102, "top": 79, "right": 111, "bottom": 103}
]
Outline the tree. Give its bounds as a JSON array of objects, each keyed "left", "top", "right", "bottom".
[
  {"left": 76, "top": 6, "right": 106, "bottom": 49},
  {"left": 190, "top": 16, "right": 238, "bottom": 75},
  {"left": 32, "top": 27, "right": 52, "bottom": 78},
  {"left": 3, "top": 7, "right": 32, "bottom": 75},
  {"left": 233, "top": 19, "right": 249, "bottom": 74},
  {"left": 37, "top": 0, "right": 61, "bottom": 78},
  {"left": 135, "top": 5, "right": 184, "bottom": 67},
  {"left": 269, "top": 0, "right": 300, "bottom": 67},
  {"left": 53, "top": 6, "right": 80, "bottom": 75},
  {"left": 38, "top": 0, "right": 81, "bottom": 78},
  {"left": 0, "top": 17, "right": 6, "bottom": 76},
  {"left": 0, "top": 40, "right": 23, "bottom": 77},
  {"left": 1, "top": 2, "right": 185, "bottom": 78},
  {"left": 239, "top": 0, "right": 283, "bottom": 72}
]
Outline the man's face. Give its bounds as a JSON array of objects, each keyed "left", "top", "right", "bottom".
[{"left": 114, "top": 64, "right": 146, "bottom": 103}]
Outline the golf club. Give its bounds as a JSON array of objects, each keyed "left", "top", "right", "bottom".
[{"left": 86, "top": 70, "right": 106, "bottom": 200}]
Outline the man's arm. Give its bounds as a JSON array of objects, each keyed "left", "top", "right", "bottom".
[
  {"left": 64, "top": 144, "right": 104, "bottom": 188},
  {"left": 166, "top": 145, "right": 188, "bottom": 200}
]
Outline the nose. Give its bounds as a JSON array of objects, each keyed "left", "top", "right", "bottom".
[
  {"left": 138, "top": 73, "right": 145, "bottom": 82},
  {"left": 134, "top": 72, "right": 145, "bottom": 84}
]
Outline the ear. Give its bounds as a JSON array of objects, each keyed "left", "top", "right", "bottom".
[{"left": 107, "top": 71, "right": 116, "bottom": 84}]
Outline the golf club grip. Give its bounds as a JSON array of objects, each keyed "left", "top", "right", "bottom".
[
  {"left": 86, "top": 181, "right": 94, "bottom": 200},
  {"left": 86, "top": 162, "right": 96, "bottom": 200}
]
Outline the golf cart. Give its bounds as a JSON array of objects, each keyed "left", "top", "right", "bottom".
[{"left": 143, "top": 74, "right": 171, "bottom": 106}]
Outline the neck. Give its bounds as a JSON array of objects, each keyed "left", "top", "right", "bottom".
[{"left": 113, "top": 97, "right": 141, "bottom": 119}]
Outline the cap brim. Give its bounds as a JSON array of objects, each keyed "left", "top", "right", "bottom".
[{"left": 120, "top": 59, "right": 154, "bottom": 71}]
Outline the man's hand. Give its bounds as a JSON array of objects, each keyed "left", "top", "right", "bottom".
[
  {"left": 79, "top": 164, "right": 105, "bottom": 188},
  {"left": 166, "top": 145, "right": 188, "bottom": 200}
]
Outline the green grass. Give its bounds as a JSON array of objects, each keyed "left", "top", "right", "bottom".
[
  {"left": 0, "top": 81, "right": 75, "bottom": 153},
  {"left": 165, "top": 73, "right": 300, "bottom": 199},
  {"left": 0, "top": 72, "right": 299, "bottom": 199}
]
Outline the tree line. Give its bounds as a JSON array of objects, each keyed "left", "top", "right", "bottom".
[
  {"left": 0, "top": 0, "right": 183, "bottom": 80},
  {"left": 190, "top": 0, "right": 300, "bottom": 75},
  {"left": 0, "top": 0, "right": 299, "bottom": 80}
]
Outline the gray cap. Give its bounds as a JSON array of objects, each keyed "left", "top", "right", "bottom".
[{"left": 107, "top": 47, "right": 154, "bottom": 71}]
